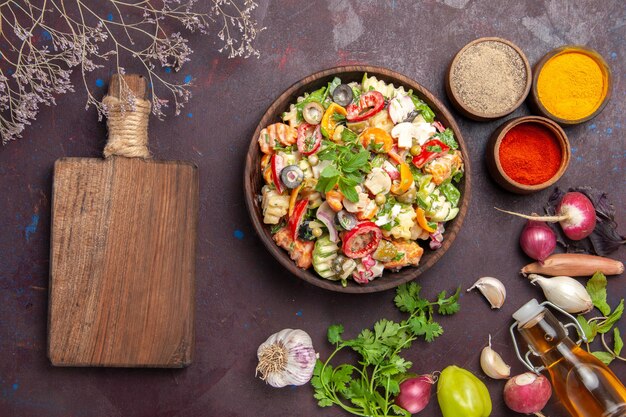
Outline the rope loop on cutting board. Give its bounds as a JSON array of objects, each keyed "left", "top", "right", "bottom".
[{"left": 102, "top": 94, "right": 152, "bottom": 159}]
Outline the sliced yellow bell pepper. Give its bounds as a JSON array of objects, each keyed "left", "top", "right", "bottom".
[
  {"left": 416, "top": 207, "right": 436, "bottom": 233},
  {"left": 288, "top": 185, "right": 303, "bottom": 217},
  {"left": 321, "top": 103, "right": 347, "bottom": 139},
  {"left": 390, "top": 163, "right": 414, "bottom": 195}
]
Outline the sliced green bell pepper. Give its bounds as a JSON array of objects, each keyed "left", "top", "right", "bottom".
[{"left": 437, "top": 365, "right": 492, "bottom": 417}]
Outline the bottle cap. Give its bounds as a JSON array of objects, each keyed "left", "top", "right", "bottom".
[{"left": 513, "top": 299, "right": 544, "bottom": 326}]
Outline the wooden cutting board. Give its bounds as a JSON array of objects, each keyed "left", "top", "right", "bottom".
[{"left": 48, "top": 75, "right": 198, "bottom": 367}]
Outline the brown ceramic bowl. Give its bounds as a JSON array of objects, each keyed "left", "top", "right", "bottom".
[
  {"left": 244, "top": 65, "right": 471, "bottom": 293},
  {"left": 486, "top": 116, "right": 570, "bottom": 194},
  {"left": 529, "top": 45, "right": 612, "bottom": 125},
  {"left": 446, "top": 37, "right": 532, "bottom": 121}
]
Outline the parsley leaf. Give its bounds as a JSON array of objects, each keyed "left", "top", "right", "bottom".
[
  {"left": 341, "top": 127, "right": 359, "bottom": 144},
  {"left": 328, "top": 324, "right": 344, "bottom": 344},
  {"left": 437, "top": 287, "right": 461, "bottom": 315},
  {"left": 339, "top": 178, "right": 359, "bottom": 202},
  {"left": 426, "top": 145, "right": 442, "bottom": 153},
  {"left": 320, "top": 165, "right": 341, "bottom": 178},
  {"left": 313, "top": 283, "right": 461, "bottom": 416},
  {"left": 343, "top": 151, "right": 370, "bottom": 172},
  {"left": 433, "top": 128, "right": 458, "bottom": 150},
  {"left": 586, "top": 271, "right": 611, "bottom": 316}
]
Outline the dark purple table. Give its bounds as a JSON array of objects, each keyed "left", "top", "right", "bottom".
[{"left": 1, "top": 1, "right": 624, "bottom": 416}]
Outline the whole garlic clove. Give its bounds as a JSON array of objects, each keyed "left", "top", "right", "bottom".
[
  {"left": 256, "top": 328, "right": 317, "bottom": 388},
  {"left": 480, "top": 335, "right": 511, "bottom": 380},
  {"left": 467, "top": 277, "right": 507, "bottom": 309},
  {"left": 528, "top": 274, "right": 593, "bottom": 314}
]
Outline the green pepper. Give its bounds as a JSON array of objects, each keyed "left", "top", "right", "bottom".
[{"left": 437, "top": 365, "right": 492, "bottom": 417}]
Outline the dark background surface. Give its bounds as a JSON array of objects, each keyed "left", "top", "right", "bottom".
[{"left": 1, "top": 1, "right": 624, "bottom": 416}]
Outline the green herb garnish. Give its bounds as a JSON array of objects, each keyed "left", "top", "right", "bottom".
[
  {"left": 433, "top": 128, "right": 459, "bottom": 150},
  {"left": 314, "top": 131, "right": 370, "bottom": 202},
  {"left": 312, "top": 283, "right": 461, "bottom": 416},
  {"left": 426, "top": 145, "right": 443, "bottom": 153},
  {"left": 576, "top": 272, "right": 625, "bottom": 365}
]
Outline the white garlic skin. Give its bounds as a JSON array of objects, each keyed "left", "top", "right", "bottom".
[
  {"left": 529, "top": 274, "right": 593, "bottom": 314},
  {"left": 467, "top": 277, "right": 506, "bottom": 309},
  {"left": 256, "top": 328, "right": 317, "bottom": 388},
  {"left": 480, "top": 335, "right": 511, "bottom": 380}
]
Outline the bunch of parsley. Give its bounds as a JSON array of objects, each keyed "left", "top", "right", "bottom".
[
  {"left": 311, "top": 283, "right": 461, "bottom": 417},
  {"left": 315, "top": 128, "right": 371, "bottom": 203},
  {"left": 576, "top": 272, "right": 624, "bottom": 365}
]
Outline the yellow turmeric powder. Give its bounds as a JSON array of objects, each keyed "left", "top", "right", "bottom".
[{"left": 537, "top": 50, "right": 608, "bottom": 121}]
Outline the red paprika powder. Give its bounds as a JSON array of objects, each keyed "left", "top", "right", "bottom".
[{"left": 499, "top": 123, "right": 562, "bottom": 185}]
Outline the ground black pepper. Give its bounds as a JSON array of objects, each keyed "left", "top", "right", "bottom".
[{"left": 451, "top": 40, "right": 527, "bottom": 115}]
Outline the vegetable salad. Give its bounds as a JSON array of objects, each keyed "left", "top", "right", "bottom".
[{"left": 258, "top": 73, "right": 464, "bottom": 286}]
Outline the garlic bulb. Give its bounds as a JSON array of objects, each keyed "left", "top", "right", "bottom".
[
  {"left": 467, "top": 277, "right": 506, "bottom": 309},
  {"left": 256, "top": 328, "right": 317, "bottom": 388},
  {"left": 480, "top": 335, "right": 511, "bottom": 379},
  {"left": 528, "top": 274, "right": 593, "bottom": 314}
]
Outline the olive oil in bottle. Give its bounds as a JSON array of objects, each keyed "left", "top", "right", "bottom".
[{"left": 511, "top": 299, "right": 626, "bottom": 417}]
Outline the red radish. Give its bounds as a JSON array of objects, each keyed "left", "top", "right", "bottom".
[
  {"left": 395, "top": 374, "right": 436, "bottom": 414},
  {"left": 497, "top": 192, "right": 596, "bottom": 241},
  {"left": 503, "top": 372, "right": 552, "bottom": 416}
]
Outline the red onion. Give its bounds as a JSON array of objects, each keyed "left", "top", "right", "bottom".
[
  {"left": 395, "top": 374, "right": 436, "bottom": 413},
  {"left": 520, "top": 220, "right": 556, "bottom": 262}
]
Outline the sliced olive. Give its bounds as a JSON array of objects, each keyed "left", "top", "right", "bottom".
[
  {"left": 303, "top": 101, "right": 324, "bottom": 125},
  {"left": 332, "top": 84, "right": 354, "bottom": 107},
  {"left": 298, "top": 220, "right": 316, "bottom": 241},
  {"left": 403, "top": 110, "right": 419, "bottom": 123},
  {"left": 335, "top": 210, "right": 357, "bottom": 231},
  {"left": 280, "top": 165, "right": 304, "bottom": 189}
]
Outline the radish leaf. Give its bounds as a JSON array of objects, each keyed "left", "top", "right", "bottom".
[{"left": 586, "top": 272, "right": 611, "bottom": 316}]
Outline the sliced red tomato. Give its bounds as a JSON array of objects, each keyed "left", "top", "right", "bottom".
[
  {"left": 271, "top": 154, "right": 285, "bottom": 194},
  {"left": 288, "top": 199, "right": 309, "bottom": 240},
  {"left": 411, "top": 139, "right": 450, "bottom": 169},
  {"left": 346, "top": 91, "right": 385, "bottom": 122},
  {"left": 342, "top": 221, "right": 382, "bottom": 258},
  {"left": 297, "top": 123, "right": 322, "bottom": 156}
]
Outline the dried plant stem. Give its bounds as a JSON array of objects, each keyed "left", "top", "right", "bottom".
[{"left": 0, "top": 0, "right": 263, "bottom": 144}]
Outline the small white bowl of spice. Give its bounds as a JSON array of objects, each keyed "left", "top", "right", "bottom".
[{"left": 446, "top": 37, "right": 532, "bottom": 121}]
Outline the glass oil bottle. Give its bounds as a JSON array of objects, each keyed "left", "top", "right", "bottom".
[{"left": 511, "top": 299, "right": 626, "bottom": 417}]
